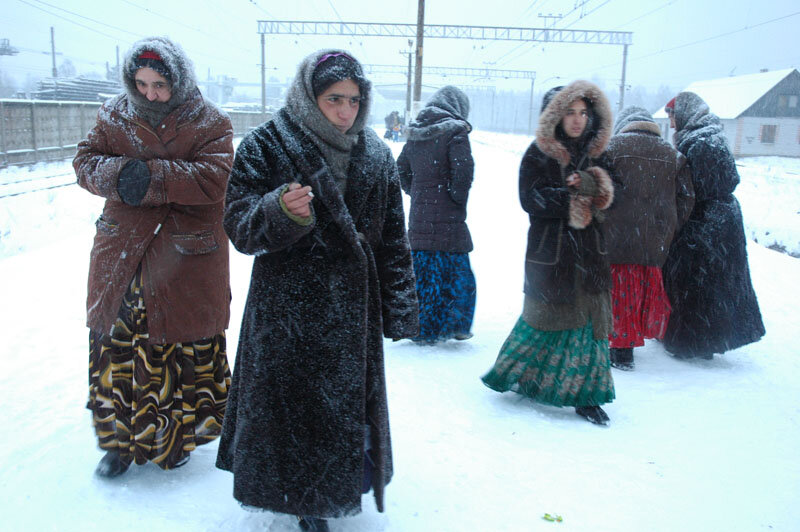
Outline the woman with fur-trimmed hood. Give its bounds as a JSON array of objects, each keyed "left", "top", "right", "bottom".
[
  {"left": 397, "top": 85, "right": 476, "bottom": 344},
  {"left": 215, "top": 50, "right": 418, "bottom": 532},
  {"left": 481, "top": 80, "right": 616, "bottom": 426},
  {"left": 73, "top": 36, "right": 234, "bottom": 477},
  {"left": 602, "top": 106, "right": 695, "bottom": 370},
  {"left": 661, "top": 92, "right": 765, "bottom": 359}
]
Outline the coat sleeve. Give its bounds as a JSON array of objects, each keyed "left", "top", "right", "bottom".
[
  {"left": 446, "top": 129, "right": 474, "bottom": 205},
  {"left": 223, "top": 129, "right": 316, "bottom": 256},
  {"left": 375, "top": 153, "right": 420, "bottom": 339},
  {"left": 518, "top": 143, "right": 571, "bottom": 219},
  {"left": 140, "top": 113, "right": 234, "bottom": 207},
  {"left": 674, "top": 152, "right": 695, "bottom": 229},
  {"left": 396, "top": 143, "right": 413, "bottom": 194},
  {"left": 685, "top": 136, "right": 740, "bottom": 200},
  {"left": 73, "top": 112, "right": 132, "bottom": 201}
]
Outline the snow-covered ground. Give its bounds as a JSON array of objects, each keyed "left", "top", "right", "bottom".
[{"left": 1, "top": 130, "right": 798, "bottom": 531}]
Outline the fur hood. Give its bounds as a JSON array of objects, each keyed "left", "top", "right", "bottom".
[{"left": 535, "top": 80, "right": 612, "bottom": 167}]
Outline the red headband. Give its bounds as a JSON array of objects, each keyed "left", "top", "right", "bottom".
[
  {"left": 665, "top": 97, "right": 676, "bottom": 112},
  {"left": 138, "top": 51, "right": 163, "bottom": 61}
]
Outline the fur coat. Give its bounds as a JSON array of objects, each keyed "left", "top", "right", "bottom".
[
  {"left": 215, "top": 50, "right": 419, "bottom": 517},
  {"left": 661, "top": 92, "right": 765, "bottom": 358},
  {"left": 520, "top": 80, "right": 615, "bottom": 308}
]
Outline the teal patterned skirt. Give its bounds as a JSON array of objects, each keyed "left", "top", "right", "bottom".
[{"left": 481, "top": 316, "right": 615, "bottom": 407}]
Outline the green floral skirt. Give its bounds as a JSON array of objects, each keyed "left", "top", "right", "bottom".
[{"left": 482, "top": 316, "right": 615, "bottom": 407}]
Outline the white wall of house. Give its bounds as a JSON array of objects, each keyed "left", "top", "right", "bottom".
[
  {"left": 734, "top": 117, "right": 800, "bottom": 157},
  {"left": 654, "top": 117, "right": 800, "bottom": 158}
]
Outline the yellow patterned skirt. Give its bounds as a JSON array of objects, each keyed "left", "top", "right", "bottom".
[{"left": 86, "top": 268, "right": 231, "bottom": 469}]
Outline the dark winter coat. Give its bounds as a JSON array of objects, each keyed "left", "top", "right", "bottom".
[
  {"left": 521, "top": 80, "right": 615, "bottom": 308},
  {"left": 603, "top": 106, "right": 695, "bottom": 266},
  {"left": 215, "top": 49, "right": 419, "bottom": 518},
  {"left": 397, "top": 85, "right": 475, "bottom": 253},
  {"left": 662, "top": 91, "right": 765, "bottom": 358},
  {"left": 74, "top": 37, "right": 234, "bottom": 344}
]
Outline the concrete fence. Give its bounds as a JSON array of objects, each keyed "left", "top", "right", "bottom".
[{"left": 0, "top": 99, "right": 269, "bottom": 167}]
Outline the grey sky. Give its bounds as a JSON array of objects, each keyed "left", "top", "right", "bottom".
[{"left": 3, "top": 0, "right": 799, "bottom": 97}]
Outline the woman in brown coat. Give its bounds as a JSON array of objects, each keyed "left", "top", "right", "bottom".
[
  {"left": 73, "top": 36, "right": 234, "bottom": 477},
  {"left": 603, "top": 106, "right": 695, "bottom": 370}
]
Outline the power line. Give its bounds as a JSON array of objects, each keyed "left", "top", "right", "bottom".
[
  {"left": 613, "top": 0, "right": 675, "bottom": 30},
  {"left": 563, "top": 9, "right": 800, "bottom": 80},
  {"left": 16, "top": 0, "right": 133, "bottom": 43},
  {"left": 29, "top": 0, "right": 142, "bottom": 38}
]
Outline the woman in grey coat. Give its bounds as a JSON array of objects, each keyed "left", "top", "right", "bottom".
[
  {"left": 397, "top": 86, "right": 476, "bottom": 344},
  {"left": 215, "top": 50, "right": 419, "bottom": 532}
]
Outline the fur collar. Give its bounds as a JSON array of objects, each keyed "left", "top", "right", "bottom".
[
  {"left": 535, "top": 80, "right": 612, "bottom": 167},
  {"left": 617, "top": 120, "right": 662, "bottom": 136}
]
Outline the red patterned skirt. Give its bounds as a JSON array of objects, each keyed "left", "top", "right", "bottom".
[{"left": 609, "top": 264, "right": 671, "bottom": 349}]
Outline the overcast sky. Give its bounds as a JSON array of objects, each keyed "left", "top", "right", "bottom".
[{"left": 3, "top": 0, "right": 799, "bottom": 98}]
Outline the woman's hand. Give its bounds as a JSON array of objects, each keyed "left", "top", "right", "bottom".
[
  {"left": 282, "top": 182, "right": 314, "bottom": 218},
  {"left": 566, "top": 172, "right": 582, "bottom": 189}
]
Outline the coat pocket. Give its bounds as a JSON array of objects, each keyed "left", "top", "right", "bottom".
[
  {"left": 95, "top": 215, "right": 119, "bottom": 235},
  {"left": 526, "top": 219, "right": 563, "bottom": 265},
  {"left": 170, "top": 231, "right": 219, "bottom": 255}
]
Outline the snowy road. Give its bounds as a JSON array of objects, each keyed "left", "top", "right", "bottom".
[{"left": 1, "top": 131, "right": 799, "bottom": 531}]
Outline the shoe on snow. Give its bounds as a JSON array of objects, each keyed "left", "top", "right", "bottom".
[
  {"left": 297, "top": 516, "right": 330, "bottom": 532},
  {"left": 94, "top": 450, "right": 129, "bottom": 478},
  {"left": 610, "top": 348, "right": 634, "bottom": 370},
  {"left": 575, "top": 406, "right": 610, "bottom": 426},
  {"left": 171, "top": 454, "right": 191, "bottom": 469},
  {"left": 611, "top": 360, "right": 635, "bottom": 371}
]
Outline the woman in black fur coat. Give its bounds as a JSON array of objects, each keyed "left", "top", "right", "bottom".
[
  {"left": 661, "top": 92, "right": 765, "bottom": 359},
  {"left": 216, "top": 50, "right": 419, "bottom": 532}
]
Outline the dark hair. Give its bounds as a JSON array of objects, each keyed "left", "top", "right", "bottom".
[{"left": 312, "top": 53, "right": 367, "bottom": 97}]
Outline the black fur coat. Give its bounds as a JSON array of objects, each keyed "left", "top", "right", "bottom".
[
  {"left": 215, "top": 106, "right": 419, "bottom": 517},
  {"left": 662, "top": 92, "right": 765, "bottom": 358}
]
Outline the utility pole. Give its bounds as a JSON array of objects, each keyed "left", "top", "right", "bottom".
[
  {"left": 400, "top": 39, "right": 414, "bottom": 123},
  {"left": 50, "top": 27, "right": 57, "bottom": 78},
  {"left": 260, "top": 33, "right": 266, "bottom": 120},
  {"left": 413, "top": 0, "right": 424, "bottom": 115},
  {"left": 528, "top": 77, "right": 536, "bottom": 135},
  {"left": 618, "top": 43, "right": 629, "bottom": 112}
]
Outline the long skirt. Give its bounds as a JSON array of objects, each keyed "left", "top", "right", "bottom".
[
  {"left": 609, "top": 264, "right": 671, "bottom": 349},
  {"left": 481, "top": 317, "right": 615, "bottom": 407},
  {"left": 410, "top": 250, "right": 476, "bottom": 343},
  {"left": 86, "top": 268, "right": 231, "bottom": 469}
]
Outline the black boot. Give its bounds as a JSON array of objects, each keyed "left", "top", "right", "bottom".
[
  {"left": 297, "top": 516, "right": 330, "bottom": 532},
  {"left": 610, "top": 347, "right": 635, "bottom": 371},
  {"left": 94, "top": 450, "right": 130, "bottom": 478},
  {"left": 575, "top": 405, "right": 610, "bottom": 426}
]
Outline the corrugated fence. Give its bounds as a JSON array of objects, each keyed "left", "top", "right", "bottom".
[{"left": 0, "top": 99, "right": 269, "bottom": 167}]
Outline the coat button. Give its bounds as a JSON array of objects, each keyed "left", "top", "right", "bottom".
[{"left": 161, "top": 124, "right": 165, "bottom": 128}]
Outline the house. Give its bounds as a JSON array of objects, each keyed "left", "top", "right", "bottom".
[{"left": 653, "top": 68, "right": 800, "bottom": 157}]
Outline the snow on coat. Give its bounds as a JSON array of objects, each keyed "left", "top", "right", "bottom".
[
  {"left": 73, "top": 76, "right": 234, "bottom": 344},
  {"left": 662, "top": 92, "right": 765, "bottom": 358},
  {"left": 397, "top": 85, "right": 475, "bottom": 253},
  {"left": 215, "top": 53, "right": 419, "bottom": 517},
  {"left": 604, "top": 106, "right": 695, "bottom": 266},
  {"left": 521, "top": 80, "right": 615, "bottom": 304}
]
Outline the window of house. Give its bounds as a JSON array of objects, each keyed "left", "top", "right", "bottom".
[
  {"left": 778, "top": 95, "right": 799, "bottom": 108},
  {"left": 760, "top": 124, "right": 777, "bottom": 143}
]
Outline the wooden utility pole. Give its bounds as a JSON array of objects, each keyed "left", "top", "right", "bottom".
[
  {"left": 413, "top": 0, "right": 424, "bottom": 113},
  {"left": 618, "top": 43, "right": 629, "bottom": 112},
  {"left": 400, "top": 40, "right": 414, "bottom": 123},
  {"left": 50, "top": 27, "right": 57, "bottom": 78}
]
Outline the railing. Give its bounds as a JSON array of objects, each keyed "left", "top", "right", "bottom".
[{"left": 0, "top": 99, "right": 269, "bottom": 167}]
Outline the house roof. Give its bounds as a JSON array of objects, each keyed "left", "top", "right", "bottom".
[{"left": 653, "top": 68, "right": 797, "bottom": 119}]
